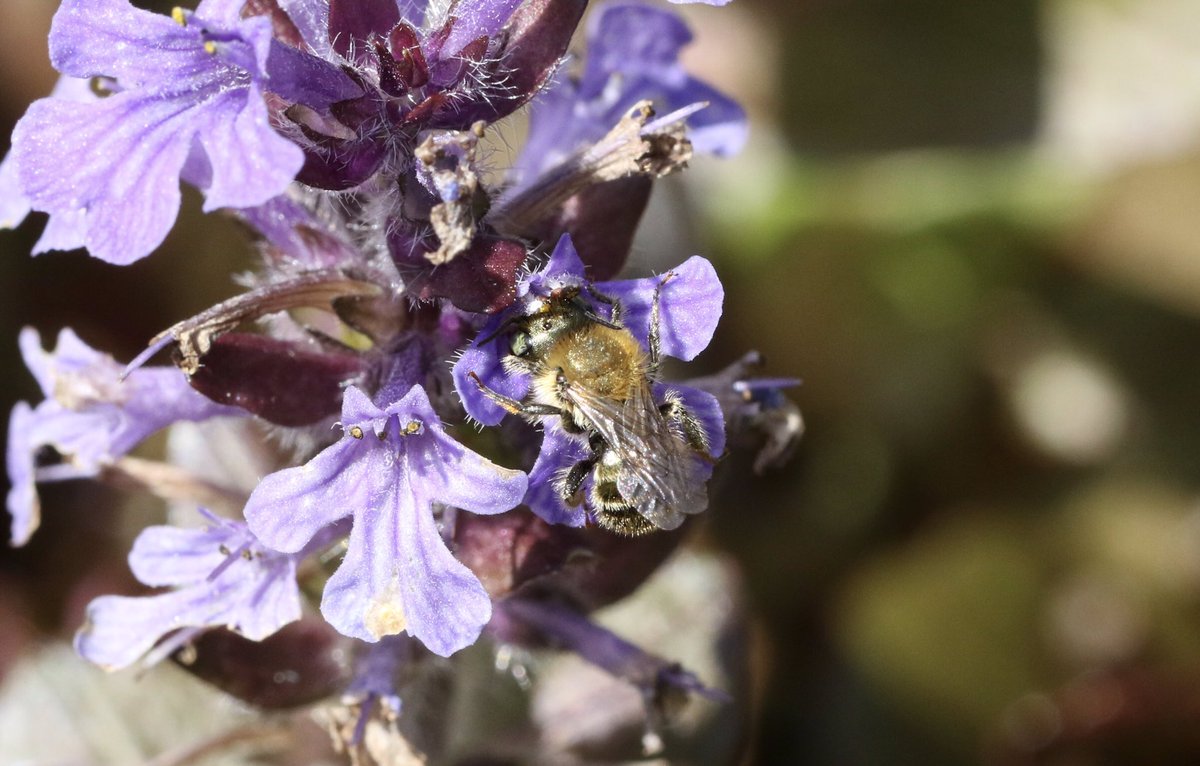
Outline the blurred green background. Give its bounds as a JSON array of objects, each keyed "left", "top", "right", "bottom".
[{"left": 7, "top": 0, "right": 1200, "bottom": 763}]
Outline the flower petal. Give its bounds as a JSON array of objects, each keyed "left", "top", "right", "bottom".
[
  {"left": 524, "top": 427, "right": 589, "bottom": 527},
  {"left": 595, "top": 255, "right": 723, "bottom": 362},
  {"left": 0, "top": 151, "right": 30, "bottom": 230},
  {"left": 319, "top": 463, "right": 492, "bottom": 656},
  {"left": 75, "top": 591, "right": 201, "bottom": 670},
  {"left": 195, "top": 88, "right": 304, "bottom": 211},
  {"left": 425, "top": 429, "right": 528, "bottom": 514},
  {"left": 243, "top": 436, "right": 365, "bottom": 553},
  {"left": 127, "top": 523, "right": 231, "bottom": 587},
  {"left": 452, "top": 321, "right": 532, "bottom": 426},
  {"left": 75, "top": 523, "right": 301, "bottom": 670},
  {"left": 392, "top": 481, "right": 493, "bottom": 657},
  {"left": 14, "top": 93, "right": 190, "bottom": 264},
  {"left": 49, "top": 0, "right": 196, "bottom": 85},
  {"left": 6, "top": 403, "right": 39, "bottom": 546}
]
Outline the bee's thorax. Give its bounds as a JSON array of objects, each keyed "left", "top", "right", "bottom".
[{"left": 538, "top": 324, "right": 645, "bottom": 401}]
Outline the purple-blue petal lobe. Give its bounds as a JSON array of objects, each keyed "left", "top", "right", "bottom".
[
  {"left": 15, "top": 94, "right": 190, "bottom": 264},
  {"left": 49, "top": 0, "right": 197, "bottom": 85},
  {"left": 423, "top": 428, "right": 529, "bottom": 514},
  {"left": 452, "top": 335, "right": 531, "bottom": 426},
  {"left": 243, "top": 431, "right": 373, "bottom": 552},
  {"left": 127, "top": 523, "right": 234, "bottom": 587},
  {"left": 524, "top": 427, "right": 589, "bottom": 527},
  {"left": 595, "top": 255, "right": 724, "bottom": 362},
  {"left": 245, "top": 384, "right": 526, "bottom": 655},
  {"left": 523, "top": 233, "right": 588, "bottom": 296},
  {"left": 195, "top": 88, "right": 304, "bottom": 211},
  {"left": 264, "top": 40, "right": 365, "bottom": 107},
  {"left": 319, "top": 461, "right": 493, "bottom": 655}
]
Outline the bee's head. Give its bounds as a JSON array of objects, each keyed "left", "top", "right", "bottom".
[{"left": 480, "top": 285, "right": 603, "bottom": 360}]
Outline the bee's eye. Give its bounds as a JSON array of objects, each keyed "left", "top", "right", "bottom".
[{"left": 511, "top": 330, "right": 531, "bottom": 357}]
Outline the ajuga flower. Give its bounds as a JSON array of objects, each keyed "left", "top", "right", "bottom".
[
  {"left": 5, "top": 0, "right": 358, "bottom": 263},
  {"left": 75, "top": 509, "right": 308, "bottom": 670},
  {"left": 244, "top": 384, "right": 526, "bottom": 656},
  {"left": 8, "top": 328, "right": 238, "bottom": 545}
]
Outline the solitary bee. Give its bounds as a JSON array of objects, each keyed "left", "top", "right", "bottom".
[{"left": 469, "top": 275, "right": 716, "bottom": 535}]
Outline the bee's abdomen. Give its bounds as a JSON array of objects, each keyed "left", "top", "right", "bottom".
[
  {"left": 591, "top": 460, "right": 655, "bottom": 536},
  {"left": 594, "top": 507, "right": 656, "bottom": 536}
]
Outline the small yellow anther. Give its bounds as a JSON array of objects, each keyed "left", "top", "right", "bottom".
[
  {"left": 348, "top": 425, "right": 364, "bottom": 440},
  {"left": 405, "top": 421, "right": 422, "bottom": 435},
  {"left": 171, "top": 7, "right": 187, "bottom": 26},
  {"left": 203, "top": 40, "right": 218, "bottom": 55}
]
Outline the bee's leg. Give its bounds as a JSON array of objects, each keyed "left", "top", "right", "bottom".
[
  {"left": 647, "top": 271, "right": 676, "bottom": 377},
  {"left": 562, "top": 434, "right": 606, "bottom": 502},
  {"left": 659, "top": 389, "right": 715, "bottom": 461},
  {"left": 467, "top": 371, "right": 566, "bottom": 418},
  {"left": 585, "top": 284, "right": 624, "bottom": 326}
]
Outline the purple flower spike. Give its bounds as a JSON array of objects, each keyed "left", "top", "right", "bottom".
[
  {"left": 244, "top": 384, "right": 527, "bottom": 656},
  {"left": 452, "top": 235, "right": 724, "bottom": 426},
  {"left": 6, "top": 328, "right": 241, "bottom": 546},
  {"left": 75, "top": 512, "right": 303, "bottom": 671},
  {"left": 10, "top": 0, "right": 305, "bottom": 264}
]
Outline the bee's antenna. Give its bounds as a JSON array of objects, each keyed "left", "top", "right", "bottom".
[{"left": 476, "top": 315, "right": 522, "bottom": 347}]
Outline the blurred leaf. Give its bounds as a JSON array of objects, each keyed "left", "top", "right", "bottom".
[{"left": 834, "top": 515, "right": 1044, "bottom": 751}]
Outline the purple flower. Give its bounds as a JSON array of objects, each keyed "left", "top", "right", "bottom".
[
  {"left": 451, "top": 235, "right": 726, "bottom": 527},
  {"left": 75, "top": 510, "right": 304, "bottom": 670},
  {"left": 6, "top": 0, "right": 357, "bottom": 264},
  {"left": 6, "top": 328, "right": 240, "bottom": 546},
  {"left": 510, "top": 2, "right": 747, "bottom": 191},
  {"left": 244, "top": 384, "right": 527, "bottom": 656}
]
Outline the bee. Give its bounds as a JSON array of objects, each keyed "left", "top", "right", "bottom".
[{"left": 469, "top": 274, "right": 715, "bottom": 535}]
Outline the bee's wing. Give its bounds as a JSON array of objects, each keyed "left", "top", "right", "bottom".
[{"left": 564, "top": 381, "right": 708, "bottom": 530}]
